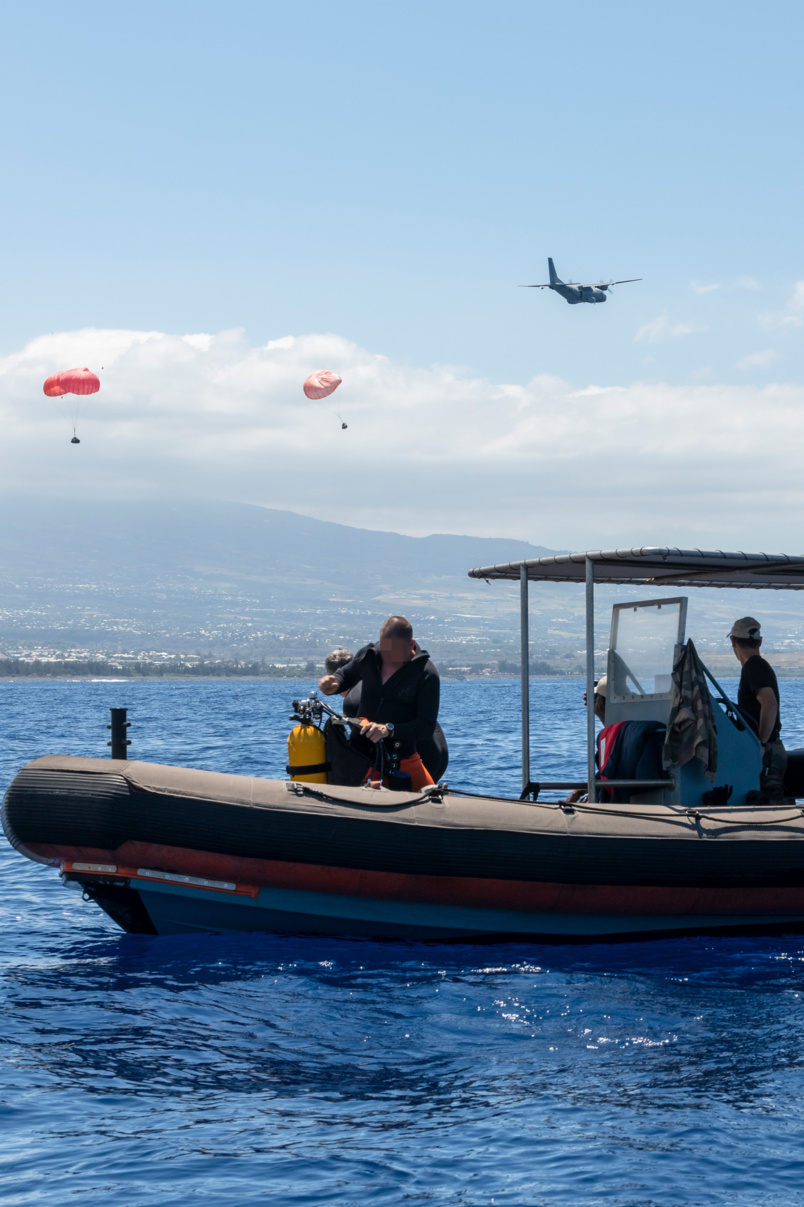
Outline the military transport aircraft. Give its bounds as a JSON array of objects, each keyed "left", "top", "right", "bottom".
[{"left": 520, "top": 257, "right": 641, "bottom": 305}]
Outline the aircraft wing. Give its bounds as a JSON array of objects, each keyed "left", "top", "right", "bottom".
[
  {"left": 583, "top": 278, "right": 643, "bottom": 286},
  {"left": 518, "top": 284, "right": 552, "bottom": 288}
]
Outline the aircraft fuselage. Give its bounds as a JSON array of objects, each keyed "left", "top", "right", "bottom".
[
  {"left": 552, "top": 282, "right": 608, "bottom": 305},
  {"left": 520, "top": 259, "right": 641, "bottom": 306}
]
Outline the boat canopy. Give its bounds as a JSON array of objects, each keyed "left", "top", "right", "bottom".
[
  {"left": 467, "top": 545, "right": 804, "bottom": 800},
  {"left": 468, "top": 547, "right": 804, "bottom": 590}
]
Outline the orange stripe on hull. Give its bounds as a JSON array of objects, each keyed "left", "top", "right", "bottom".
[
  {"left": 61, "top": 860, "right": 260, "bottom": 898},
  {"left": 31, "top": 840, "right": 804, "bottom": 917}
]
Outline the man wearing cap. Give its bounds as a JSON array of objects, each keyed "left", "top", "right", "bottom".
[{"left": 729, "top": 616, "right": 786, "bottom": 801}]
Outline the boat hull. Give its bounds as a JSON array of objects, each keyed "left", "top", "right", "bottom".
[
  {"left": 68, "top": 868, "right": 804, "bottom": 940},
  {"left": 7, "top": 755, "right": 804, "bottom": 941}
]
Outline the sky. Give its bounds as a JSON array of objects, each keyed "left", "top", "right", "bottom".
[{"left": 1, "top": 0, "right": 803, "bottom": 551}]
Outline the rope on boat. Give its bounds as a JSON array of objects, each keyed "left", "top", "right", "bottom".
[
  {"left": 286, "top": 782, "right": 438, "bottom": 808},
  {"left": 287, "top": 781, "right": 804, "bottom": 829},
  {"left": 444, "top": 786, "right": 804, "bottom": 828},
  {"left": 679, "top": 808, "right": 804, "bottom": 827}
]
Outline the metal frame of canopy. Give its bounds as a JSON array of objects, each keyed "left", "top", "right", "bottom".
[{"left": 467, "top": 547, "right": 804, "bottom": 803}]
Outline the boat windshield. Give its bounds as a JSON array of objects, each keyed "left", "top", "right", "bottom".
[{"left": 608, "top": 597, "right": 687, "bottom": 701}]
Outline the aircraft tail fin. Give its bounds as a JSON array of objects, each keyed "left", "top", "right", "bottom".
[{"left": 548, "top": 257, "right": 561, "bottom": 286}]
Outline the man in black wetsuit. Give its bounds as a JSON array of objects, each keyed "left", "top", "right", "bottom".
[
  {"left": 319, "top": 616, "right": 440, "bottom": 789},
  {"left": 729, "top": 616, "right": 786, "bottom": 801},
  {"left": 325, "top": 648, "right": 448, "bottom": 782}
]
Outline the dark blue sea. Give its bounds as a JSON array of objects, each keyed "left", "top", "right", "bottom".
[{"left": 5, "top": 678, "right": 804, "bottom": 1206}]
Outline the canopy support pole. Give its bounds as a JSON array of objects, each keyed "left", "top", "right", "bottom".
[
  {"left": 585, "top": 556, "right": 596, "bottom": 802},
  {"left": 520, "top": 564, "right": 530, "bottom": 793}
]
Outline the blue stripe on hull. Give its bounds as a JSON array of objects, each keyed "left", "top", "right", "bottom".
[{"left": 133, "top": 879, "right": 804, "bottom": 940}]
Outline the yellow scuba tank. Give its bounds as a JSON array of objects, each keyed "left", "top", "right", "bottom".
[{"left": 287, "top": 723, "right": 328, "bottom": 783}]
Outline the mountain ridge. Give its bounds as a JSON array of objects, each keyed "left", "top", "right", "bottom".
[{"left": 0, "top": 498, "right": 558, "bottom": 661}]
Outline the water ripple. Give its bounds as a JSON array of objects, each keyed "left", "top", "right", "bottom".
[{"left": 4, "top": 679, "right": 804, "bottom": 1204}]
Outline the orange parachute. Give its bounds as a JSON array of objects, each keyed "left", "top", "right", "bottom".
[
  {"left": 43, "top": 367, "right": 101, "bottom": 443},
  {"left": 303, "top": 370, "right": 342, "bottom": 400},
  {"left": 43, "top": 374, "right": 68, "bottom": 397},
  {"left": 58, "top": 367, "right": 100, "bottom": 395}
]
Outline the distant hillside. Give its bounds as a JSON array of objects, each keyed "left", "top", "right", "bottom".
[
  {"left": 3, "top": 499, "right": 803, "bottom": 667},
  {"left": 0, "top": 499, "right": 557, "bottom": 586},
  {"left": 0, "top": 499, "right": 560, "bottom": 662}
]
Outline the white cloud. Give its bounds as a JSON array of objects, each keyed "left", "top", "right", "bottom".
[
  {"left": 634, "top": 313, "right": 708, "bottom": 343},
  {"left": 758, "top": 280, "right": 804, "bottom": 331},
  {"left": 2, "top": 326, "right": 804, "bottom": 550},
  {"left": 736, "top": 349, "right": 781, "bottom": 370},
  {"left": 690, "top": 277, "right": 759, "bottom": 294},
  {"left": 759, "top": 313, "right": 803, "bottom": 332}
]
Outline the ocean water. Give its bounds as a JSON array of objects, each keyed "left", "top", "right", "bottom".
[{"left": 4, "top": 678, "right": 804, "bottom": 1205}]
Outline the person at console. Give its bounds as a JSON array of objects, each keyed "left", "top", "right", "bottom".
[
  {"left": 565, "top": 676, "right": 607, "bottom": 804},
  {"left": 319, "top": 616, "right": 440, "bottom": 790},
  {"left": 729, "top": 616, "right": 786, "bottom": 802}
]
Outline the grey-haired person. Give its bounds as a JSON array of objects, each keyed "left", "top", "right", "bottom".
[
  {"left": 729, "top": 617, "right": 787, "bottom": 801},
  {"left": 324, "top": 647, "right": 354, "bottom": 687}
]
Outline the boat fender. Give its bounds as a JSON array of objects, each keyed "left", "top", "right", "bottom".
[{"left": 287, "top": 723, "right": 330, "bottom": 783}]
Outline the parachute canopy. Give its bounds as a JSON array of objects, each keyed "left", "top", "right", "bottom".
[
  {"left": 43, "top": 367, "right": 100, "bottom": 397},
  {"left": 43, "top": 374, "right": 68, "bottom": 397},
  {"left": 303, "top": 370, "right": 342, "bottom": 400},
  {"left": 58, "top": 367, "right": 100, "bottom": 395}
]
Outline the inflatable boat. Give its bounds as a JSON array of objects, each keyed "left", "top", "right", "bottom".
[
  {"left": 5, "top": 545, "right": 804, "bottom": 941},
  {"left": 5, "top": 751, "right": 804, "bottom": 939}
]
